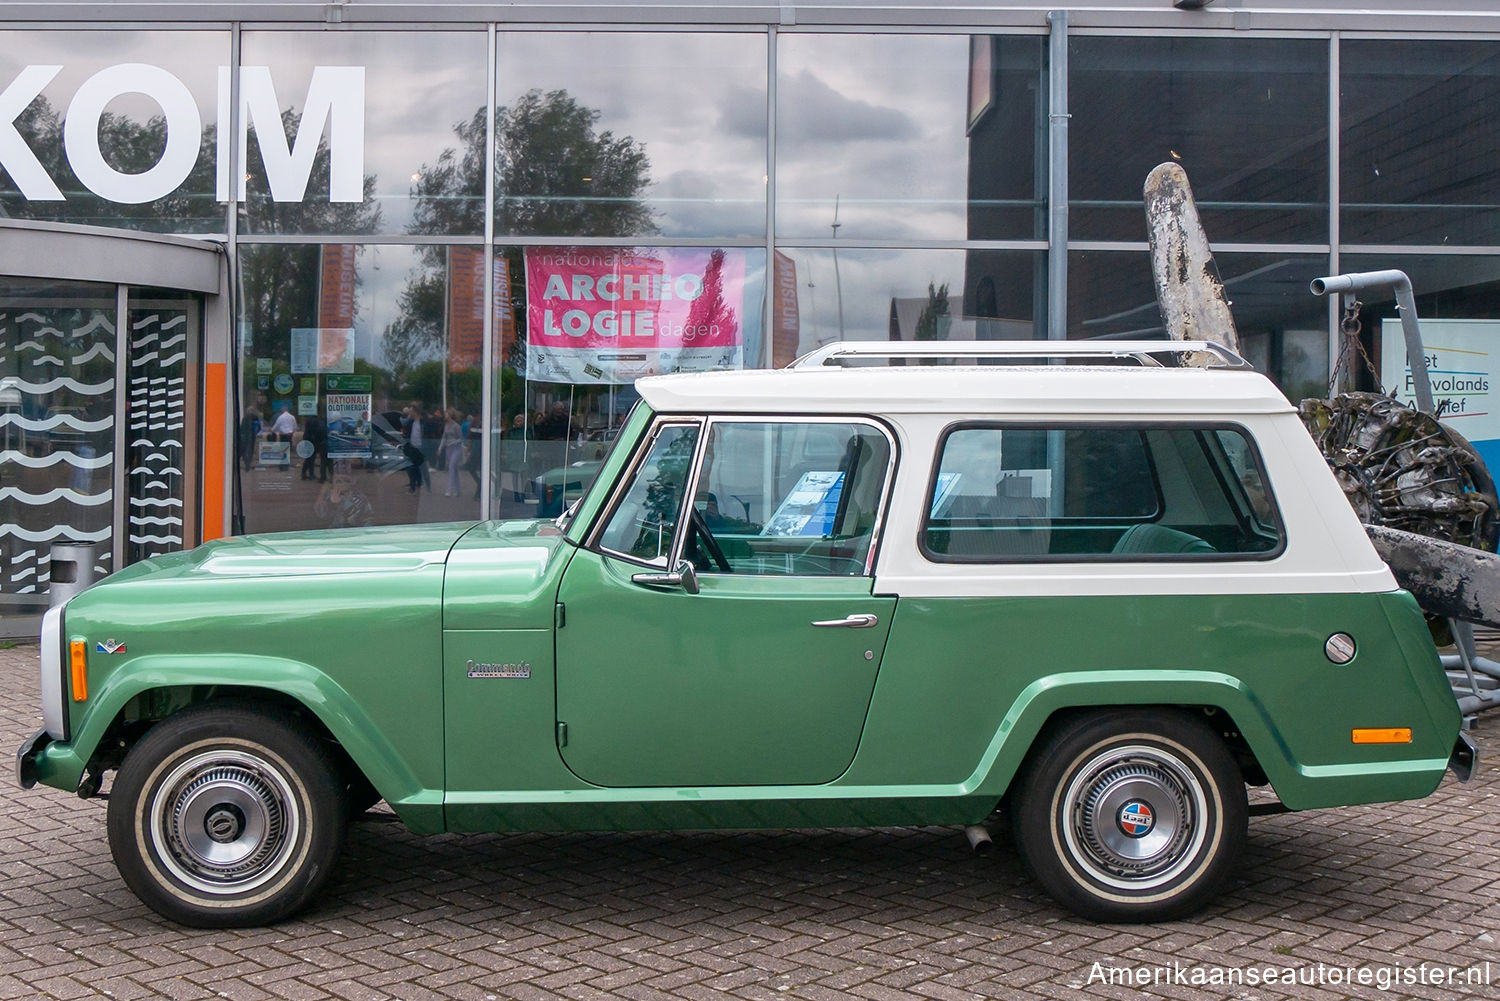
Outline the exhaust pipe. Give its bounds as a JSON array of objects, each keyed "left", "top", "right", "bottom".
[{"left": 963, "top": 824, "right": 994, "bottom": 855}]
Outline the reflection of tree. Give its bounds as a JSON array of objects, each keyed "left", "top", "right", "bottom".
[
  {"left": 395, "top": 89, "right": 656, "bottom": 399},
  {"left": 683, "top": 249, "right": 738, "bottom": 342},
  {"left": 237, "top": 109, "right": 380, "bottom": 366},
  {"left": 634, "top": 427, "right": 698, "bottom": 559},
  {"left": 242, "top": 108, "right": 381, "bottom": 235},
  {"left": 497, "top": 89, "right": 656, "bottom": 237},
  {"left": 0, "top": 96, "right": 220, "bottom": 229},
  {"left": 0, "top": 101, "right": 380, "bottom": 238},
  {"left": 915, "top": 282, "right": 950, "bottom": 341}
]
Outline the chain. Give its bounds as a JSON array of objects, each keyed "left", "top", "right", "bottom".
[{"left": 1327, "top": 296, "right": 1385, "bottom": 397}]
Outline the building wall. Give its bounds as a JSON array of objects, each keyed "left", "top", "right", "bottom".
[{"left": 0, "top": 1, "right": 1498, "bottom": 570}]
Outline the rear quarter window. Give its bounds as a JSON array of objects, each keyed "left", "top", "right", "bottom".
[{"left": 922, "top": 423, "right": 1284, "bottom": 562}]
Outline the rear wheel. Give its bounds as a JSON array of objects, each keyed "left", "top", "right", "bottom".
[
  {"left": 1011, "top": 709, "right": 1246, "bottom": 922},
  {"left": 106, "top": 704, "right": 348, "bottom": 927}
]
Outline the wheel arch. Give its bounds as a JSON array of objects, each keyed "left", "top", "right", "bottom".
[
  {"left": 61, "top": 654, "right": 435, "bottom": 827},
  {"left": 971, "top": 671, "right": 1293, "bottom": 804}
]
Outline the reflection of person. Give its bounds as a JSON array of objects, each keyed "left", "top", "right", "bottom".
[
  {"left": 401, "top": 404, "right": 426, "bottom": 493},
  {"left": 314, "top": 464, "right": 373, "bottom": 528},
  {"left": 268, "top": 407, "right": 296, "bottom": 471},
  {"left": 503, "top": 412, "right": 528, "bottom": 501},
  {"left": 237, "top": 407, "right": 260, "bottom": 471},
  {"left": 441, "top": 408, "right": 463, "bottom": 497},
  {"left": 422, "top": 407, "right": 443, "bottom": 474},
  {"left": 464, "top": 414, "right": 483, "bottom": 500},
  {"left": 535, "top": 401, "right": 571, "bottom": 440}
]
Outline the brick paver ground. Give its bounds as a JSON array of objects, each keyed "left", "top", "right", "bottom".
[{"left": 1, "top": 640, "right": 1495, "bottom": 1001}]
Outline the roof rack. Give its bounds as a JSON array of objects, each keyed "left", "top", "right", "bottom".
[{"left": 788, "top": 340, "right": 1251, "bottom": 371}]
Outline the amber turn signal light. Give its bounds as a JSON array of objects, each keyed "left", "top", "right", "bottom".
[
  {"left": 1351, "top": 727, "right": 1411, "bottom": 744},
  {"left": 69, "top": 640, "right": 87, "bottom": 702}
]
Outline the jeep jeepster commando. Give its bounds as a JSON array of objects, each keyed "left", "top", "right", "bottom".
[{"left": 16, "top": 341, "right": 1474, "bottom": 927}]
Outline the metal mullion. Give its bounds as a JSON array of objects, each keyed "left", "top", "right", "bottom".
[
  {"left": 233, "top": 234, "right": 486, "bottom": 245},
  {"left": 181, "top": 298, "right": 202, "bottom": 550},
  {"left": 1328, "top": 32, "right": 1341, "bottom": 383},
  {"left": 112, "top": 284, "right": 129, "bottom": 573},
  {"left": 225, "top": 18, "right": 242, "bottom": 540},
  {"left": 1339, "top": 244, "right": 1500, "bottom": 255},
  {"left": 1068, "top": 26, "right": 1331, "bottom": 39},
  {"left": 485, "top": 235, "right": 762, "bottom": 249},
  {"left": 1069, "top": 240, "right": 1332, "bottom": 255},
  {"left": 773, "top": 238, "right": 1048, "bottom": 251},
  {"left": 481, "top": 21, "right": 496, "bottom": 519},
  {"left": 776, "top": 24, "right": 1048, "bottom": 35},
  {"left": 764, "top": 23, "right": 776, "bottom": 369},
  {"left": 493, "top": 23, "right": 777, "bottom": 34},
  {"left": 1047, "top": 9, "right": 1068, "bottom": 340}
]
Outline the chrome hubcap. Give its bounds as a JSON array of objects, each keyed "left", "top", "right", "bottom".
[
  {"left": 1061, "top": 743, "right": 1209, "bottom": 891},
  {"left": 150, "top": 750, "right": 300, "bottom": 895}
]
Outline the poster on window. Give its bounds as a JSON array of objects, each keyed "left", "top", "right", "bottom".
[
  {"left": 290, "top": 327, "right": 356, "bottom": 374},
  {"left": 1380, "top": 318, "right": 1499, "bottom": 472},
  {"left": 524, "top": 247, "right": 745, "bottom": 385},
  {"left": 326, "top": 392, "right": 374, "bottom": 460}
]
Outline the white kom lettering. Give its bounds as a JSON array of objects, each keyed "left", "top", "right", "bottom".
[{"left": 0, "top": 63, "right": 365, "bottom": 204}]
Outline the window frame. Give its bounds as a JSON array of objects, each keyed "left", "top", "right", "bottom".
[
  {"left": 589, "top": 417, "right": 705, "bottom": 568},
  {"left": 587, "top": 413, "right": 900, "bottom": 578},
  {"left": 918, "top": 419, "right": 1287, "bottom": 566}
]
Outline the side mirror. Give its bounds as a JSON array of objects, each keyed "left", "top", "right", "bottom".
[{"left": 630, "top": 559, "right": 700, "bottom": 594}]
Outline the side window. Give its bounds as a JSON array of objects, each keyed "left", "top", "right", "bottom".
[
  {"left": 923, "top": 424, "right": 1283, "bottom": 561},
  {"left": 685, "top": 421, "right": 892, "bottom": 576},
  {"left": 596, "top": 423, "right": 700, "bottom": 566}
]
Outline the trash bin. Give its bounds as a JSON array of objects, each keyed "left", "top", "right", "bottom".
[{"left": 49, "top": 542, "right": 106, "bottom": 608}]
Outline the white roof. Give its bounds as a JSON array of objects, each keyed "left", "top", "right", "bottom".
[{"left": 636, "top": 365, "right": 1297, "bottom": 418}]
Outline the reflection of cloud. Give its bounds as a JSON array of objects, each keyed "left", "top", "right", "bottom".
[
  {"left": 654, "top": 168, "right": 763, "bottom": 238},
  {"left": 242, "top": 31, "right": 489, "bottom": 233},
  {"left": 717, "top": 84, "right": 767, "bottom": 140},
  {"left": 778, "top": 249, "right": 1042, "bottom": 351},
  {"left": 775, "top": 70, "right": 919, "bottom": 145},
  {"left": 498, "top": 32, "right": 767, "bottom": 238},
  {"left": 773, "top": 36, "right": 972, "bottom": 241}
]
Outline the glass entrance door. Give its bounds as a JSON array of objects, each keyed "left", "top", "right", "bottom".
[
  {"left": 0, "top": 278, "right": 200, "bottom": 631},
  {"left": 0, "top": 278, "right": 118, "bottom": 621}
]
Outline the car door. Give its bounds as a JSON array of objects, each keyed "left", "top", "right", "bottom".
[{"left": 555, "top": 416, "right": 897, "bottom": 788}]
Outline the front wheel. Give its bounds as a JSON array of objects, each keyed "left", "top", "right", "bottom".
[
  {"left": 106, "top": 704, "right": 349, "bottom": 927},
  {"left": 1011, "top": 709, "right": 1247, "bottom": 922}
]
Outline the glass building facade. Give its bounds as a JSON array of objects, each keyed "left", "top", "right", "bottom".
[{"left": 3, "top": 1, "right": 1500, "bottom": 625}]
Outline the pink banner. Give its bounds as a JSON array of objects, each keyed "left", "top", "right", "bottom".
[{"left": 525, "top": 247, "right": 745, "bottom": 384}]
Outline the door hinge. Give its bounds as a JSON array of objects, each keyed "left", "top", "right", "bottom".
[
  {"left": 556, "top": 721, "right": 568, "bottom": 747},
  {"left": 555, "top": 602, "right": 566, "bottom": 629}
]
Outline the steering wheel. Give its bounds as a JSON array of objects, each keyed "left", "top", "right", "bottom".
[{"left": 689, "top": 506, "right": 733, "bottom": 573}]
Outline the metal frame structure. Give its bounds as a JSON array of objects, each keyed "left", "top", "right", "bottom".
[{"left": 1314, "top": 269, "right": 1500, "bottom": 719}]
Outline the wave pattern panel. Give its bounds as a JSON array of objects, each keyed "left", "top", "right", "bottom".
[
  {"left": 125, "top": 308, "right": 188, "bottom": 563},
  {"left": 0, "top": 299, "right": 117, "bottom": 606}
]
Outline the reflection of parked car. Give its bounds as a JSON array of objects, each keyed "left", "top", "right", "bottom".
[
  {"left": 533, "top": 459, "right": 604, "bottom": 517},
  {"left": 366, "top": 411, "right": 410, "bottom": 470},
  {"left": 532, "top": 427, "right": 624, "bottom": 515},
  {"left": 19, "top": 341, "right": 1471, "bottom": 930}
]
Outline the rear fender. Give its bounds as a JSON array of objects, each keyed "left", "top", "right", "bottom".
[{"left": 971, "top": 670, "right": 1425, "bottom": 811}]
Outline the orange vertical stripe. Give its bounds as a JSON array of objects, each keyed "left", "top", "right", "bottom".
[{"left": 201, "top": 362, "right": 228, "bottom": 542}]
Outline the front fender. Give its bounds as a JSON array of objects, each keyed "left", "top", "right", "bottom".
[
  {"left": 970, "top": 670, "right": 1448, "bottom": 811},
  {"left": 31, "top": 654, "right": 443, "bottom": 832}
]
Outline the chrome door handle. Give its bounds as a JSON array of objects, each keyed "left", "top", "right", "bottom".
[{"left": 811, "top": 613, "right": 879, "bottom": 629}]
